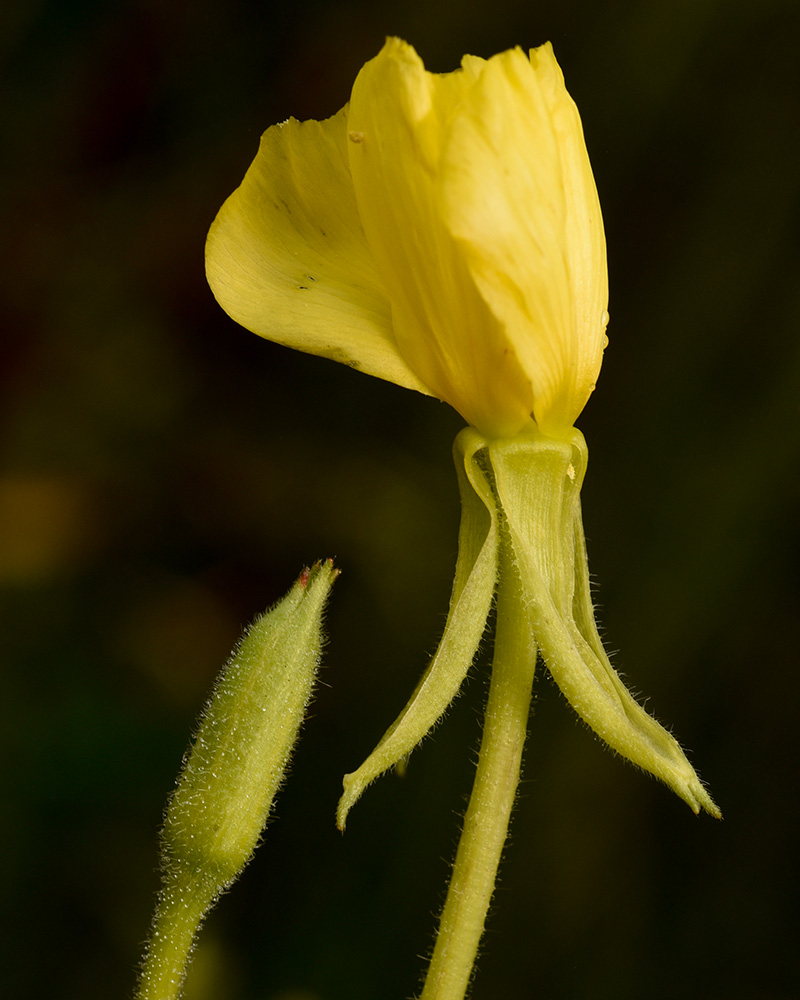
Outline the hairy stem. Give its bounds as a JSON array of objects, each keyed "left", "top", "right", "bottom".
[
  {"left": 136, "top": 875, "right": 217, "bottom": 1000},
  {"left": 419, "top": 532, "right": 536, "bottom": 1000}
]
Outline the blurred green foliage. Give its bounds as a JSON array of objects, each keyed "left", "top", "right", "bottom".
[{"left": 2, "top": 1, "right": 799, "bottom": 999}]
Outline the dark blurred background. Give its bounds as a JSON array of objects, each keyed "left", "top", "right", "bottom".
[{"left": 2, "top": 1, "right": 799, "bottom": 998}]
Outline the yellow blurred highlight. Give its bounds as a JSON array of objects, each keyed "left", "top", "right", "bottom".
[
  {"left": 181, "top": 933, "right": 242, "bottom": 1000},
  {"left": 117, "top": 577, "right": 240, "bottom": 707},
  {"left": 0, "top": 474, "right": 101, "bottom": 583}
]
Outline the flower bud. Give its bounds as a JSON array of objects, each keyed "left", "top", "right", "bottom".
[
  {"left": 137, "top": 560, "right": 338, "bottom": 1000},
  {"left": 163, "top": 559, "right": 338, "bottom": 882}
]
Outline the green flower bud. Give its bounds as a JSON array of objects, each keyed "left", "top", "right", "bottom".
[{"left": 137, "top": 560, "right": 338, "bottom": 1000}]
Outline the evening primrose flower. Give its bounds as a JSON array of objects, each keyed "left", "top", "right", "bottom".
[
  {"left": 206, "top": 38, "right": 606, "bottom": 440},
  {"left": 207, "top": 36, "right": 718, "bottom": 1000}
]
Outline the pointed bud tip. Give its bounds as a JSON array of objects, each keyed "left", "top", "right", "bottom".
[
  {"left": 299, "top": 558, "right": 340, "bottom": 589},
  {"left": 336, "top": 773, "right": 357, "bottom": 832},
  {"left": 699, "top": 796, "right": 723, "bottom": 821},
  {"left": 685, "top": 778, "right": 722, "bottom": 820}
]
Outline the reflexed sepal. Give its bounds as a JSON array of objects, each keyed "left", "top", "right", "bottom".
[
  {"left": 338, "top": 423, "right": 718, "bottom": 830},
  {"left": 336, "top": 428, "right": 498, "bottom": 830},
  {"left": 488, "top": 428, "right": 720, "bottom": 817}
]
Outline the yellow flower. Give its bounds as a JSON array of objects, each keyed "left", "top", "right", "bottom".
[
  {"left": 206, "top": 34, "right": 718, "bottom": 821},
  {"left": 205, "top": 40, "right": 719, "bottom": 1000},
  {"left": 206, "top": 37, "right": 608, "bottom": 439}
]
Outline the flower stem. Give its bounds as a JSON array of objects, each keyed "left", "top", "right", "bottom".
[
  {"left": 136, "top": 875, "right": 217, "bottom": 1000},
  {"left": 419, "top": 532, "right": 536, "bottom": 1000}
]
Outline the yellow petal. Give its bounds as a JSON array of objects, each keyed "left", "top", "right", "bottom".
[
  {"left": 442, "top": 44, "right": 608, "bottom": 436},
  {"left": 205, "top": 107, "right": 432, "bottom": 396},
  {"left": 347, "top": 38, "right": 535, "bottom": 438}
]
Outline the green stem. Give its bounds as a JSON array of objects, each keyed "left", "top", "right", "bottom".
[
  {"left": 136, "top": 875, "right": 217, "bottom": 1000},
  {"left": 419, "top": 532, "right": 536, "bottom": 1000}
]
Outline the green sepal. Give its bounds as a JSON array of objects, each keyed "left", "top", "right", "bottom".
[
  {"left": 488, "top": 427, "right": 720, "bottom": 817},
  {"left": 336, "top": 428, "right": 498, "bottom": 830}
]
